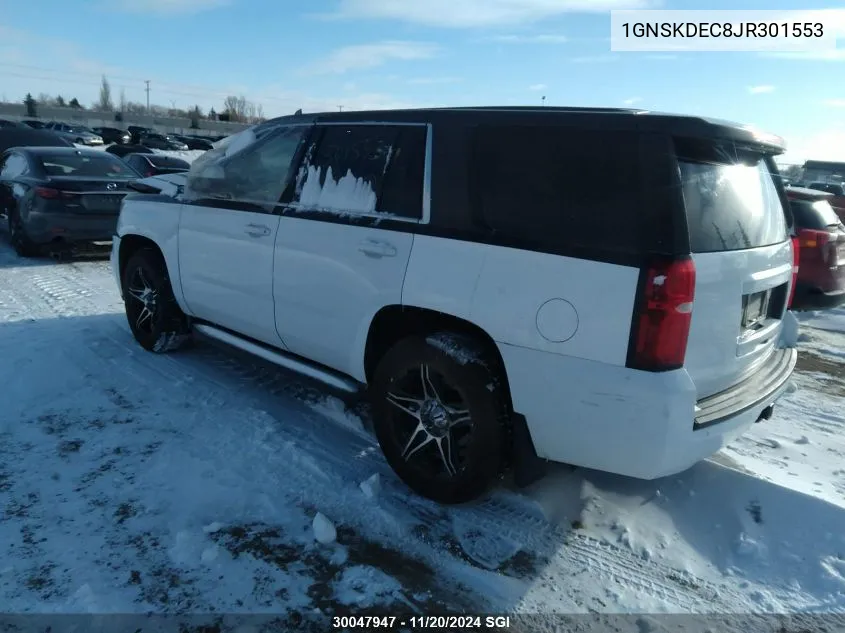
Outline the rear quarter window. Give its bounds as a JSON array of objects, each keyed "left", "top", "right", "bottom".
[
  {"left": 470, "top": 125, "right": 644, "bottom": 256},
  {"left": 790, "top": 198, "right": 841, "bottom": 229},
  {"left": 676, "top": 140, "right": 787, "bottom": 253}
]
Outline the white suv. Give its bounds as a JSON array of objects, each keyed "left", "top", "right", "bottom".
[{"left": 111, "top": 107, "right": 798, "bottom": 504}]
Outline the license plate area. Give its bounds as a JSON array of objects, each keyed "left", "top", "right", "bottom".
[
  {"left": 82, "top": 194, "right": 124, "bottom": 212},
  {"left": 741, "top": 282, "right": 789, "bottom": 331},
  {"left": 742, "top": 290, "right": 769, "bottom": 329}
]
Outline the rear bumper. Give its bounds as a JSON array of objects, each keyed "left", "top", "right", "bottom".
[
  {"left": 694, "top": 347, "right": 797, "bottom": 429},
  {"left": 24, "top": 212, "right": 118, "bottom": 245},
  {"left": 499, "top": 343, "right": 797, "bottom": 480},
  {"left": 792, "top": 282, "right": 845, "bottom": 309}
]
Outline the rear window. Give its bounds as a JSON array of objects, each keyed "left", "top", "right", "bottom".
[
  {"left": 472, "top": 125, "right": 643, "bottom": 255},
  {"left": 677, "top": 141, "right": 787, "bottom": 252},
  {"left": 149, "top": 155, "right": 189, "bottom": 168},
  {"left": 790, "top": 198, "right": 841, "bottom": 229},
  {"left": 38, "top": 153, "right": 136, "bottom": 178}
]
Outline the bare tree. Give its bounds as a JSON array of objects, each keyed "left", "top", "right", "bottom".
[
  {"left": 97, "top": 75, "right": 114, "bottom": 111},
  {"left": 222, "top": 95, "right": 250, "bottom": 122},
  {"left": 37, "top": 92, "right": 53, "bottom": 106}
]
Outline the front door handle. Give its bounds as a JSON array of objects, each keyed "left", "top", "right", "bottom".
[
  {"left": 245, "top": 223, "right": 271, "bottom": 238},
  {"left": 358, "top": 239, "right": 397, "bottom": 258}
]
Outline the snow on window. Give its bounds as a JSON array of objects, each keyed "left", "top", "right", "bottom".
[{"left": 297, "top": 164, "right": 377, "bottom": 214}]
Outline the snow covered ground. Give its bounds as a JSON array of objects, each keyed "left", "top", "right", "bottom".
[{"left": 1, "top": 234, "right": 845, "bottom": 631}]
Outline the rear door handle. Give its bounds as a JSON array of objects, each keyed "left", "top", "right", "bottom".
[
  {"left": 358, "top": 239, "right": 397, "bottom": 258},
  {"left": 245, "top": 223, "right": 271, "bottom": 238}
]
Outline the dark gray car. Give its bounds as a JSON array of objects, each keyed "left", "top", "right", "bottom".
[{"left": 0, "top": 147, "right": 141, "bottom": 256}]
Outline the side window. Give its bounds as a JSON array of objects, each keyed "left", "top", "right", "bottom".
[
  {"left": 185, "top": 125, "right": 307, "bottom": 211},
  {"left": 292, "top": 124, "right": 426, "bottom": 219},
  {"left": 472, "top": 125, "right": 642, "bottom": 253},
  {"left": 0, "top": 153, "right": 29, "bottom": 178}
]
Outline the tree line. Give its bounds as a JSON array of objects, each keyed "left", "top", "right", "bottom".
[{"left": 20, "top": 75, "right": 266, "bottom": 126}]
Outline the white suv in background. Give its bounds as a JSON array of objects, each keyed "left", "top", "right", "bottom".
[{"left": 111, "top": 107, "right": 798, "bottom": 504}]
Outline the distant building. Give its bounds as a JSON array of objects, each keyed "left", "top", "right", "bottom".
[{"left": 803, "top": 160, "right": 845, "bottom": 184}]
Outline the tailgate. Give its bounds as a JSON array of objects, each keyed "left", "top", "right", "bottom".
[{"left": 676, "top": 141, "right": 792, "bottom": 399}]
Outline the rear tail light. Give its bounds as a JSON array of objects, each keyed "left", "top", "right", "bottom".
[
  {"left": 798, "top": 228, "right": 838, "bottom": 266},
  {"left": 788, "top": 236, "right": 800, "bottom": 308},
  {"left": 145, "top": 170, "right": 155, "bottom": 177},
  {"left": 35, "top": 187, "right": 60, "bottom": 199},
  {"left": 628, "top": 257, "right": 696, "bottom": 372},
  {"left": 35, "top": 187, "right": 77, "bottom": 200}
]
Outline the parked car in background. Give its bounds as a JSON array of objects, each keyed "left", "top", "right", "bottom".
[
  {"left": 0, "top": 128, "right": 73, "bottom": 153},
  {"left": 169, "top": 134, "right": 214, "bottom": 151},
  {"left": 21, "top": 120, "right": 46, "bottom": 129},
  {"left": 806, "top": 182, "right": 845, "bottom": 219},
  {"left": 128, "top": 125, "right": 154, "bottom": 144},
  {"left": 139, "top": 133, "right": 189, "bottom": 151},
  {"left": 0, "top": 147, "right": 140, "bottom": 256},
  {"left": 44, "top": 122, "right": 104, "bottom": 146},
  {"left": 787, "top": 186, "right": 845, "bottom": 308},
  {"left": 111, "top": 107, "right": 797, "bottom": 503},
  {"left": 124, "top": 153, "right": 190, "bottom": 177},
  {"left": 0, "top": 119, "right": 24, "bottom": 129},
  {"left": 106, "top": 144, "right": 154, "bottom": 159},
  {"left": 93, "top": 126, "right": 131, "bottom": 145}
]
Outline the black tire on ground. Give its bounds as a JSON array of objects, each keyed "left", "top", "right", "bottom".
[
  {"left": 8, "top": 208, "right": 39, "bottom": 257},
  {"left": 371, "top": 333, "right": 511, "bottom": 504},
  {"left": 122, "top": 248, "right": 191, "bottom": 353}
]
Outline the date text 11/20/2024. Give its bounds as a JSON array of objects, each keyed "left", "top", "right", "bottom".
[{"left": 332, "top": 615, "right": 512, "bottom": 630}]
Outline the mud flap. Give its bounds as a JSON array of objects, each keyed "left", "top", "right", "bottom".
[
  {"left": 778, "top": 310, "right": 799, "bottom": 349},
  {"left": 512, "top": 412, "right": 547, "bottom": 488}
]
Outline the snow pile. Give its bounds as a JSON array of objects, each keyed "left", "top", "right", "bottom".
[
  {"left": 359, "top": 473, "right": 381, "bottom": 499},
  {"left": 313, "top": 512, "right": 337, "bottom": 544},
  {"left": 298, "top": 165, "right": 377, "bottom": 213}
]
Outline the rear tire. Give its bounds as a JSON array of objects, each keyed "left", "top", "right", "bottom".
[
  {"left": 370, "top": 333, "right": 510, "bottom": 504},
  {"left": 122, "top": 248, "right": 191, "bottom": 353},
  {"left": 8, "top": 208, "right": 39, "bottom": 258}
]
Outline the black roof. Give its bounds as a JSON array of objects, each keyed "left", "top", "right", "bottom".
[
  {"left": 16, "top": 146, "right": 117, "bottom": 157},
  {"left": 0, "top": 129, "right": 74, "bottom": 152},
  {"left": 265, "top": 105, "right": 787, "bottom": 153}
]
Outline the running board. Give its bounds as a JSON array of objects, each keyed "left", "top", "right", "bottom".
[{"left": 192, "top": 323, "right": 361, "bottom": 394}]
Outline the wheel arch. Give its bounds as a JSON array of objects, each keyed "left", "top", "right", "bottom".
[
  {"left": 117, "top": 232, "right": 190, "bottom": 315},
  {"left": 363, "top": 304, "right": 514, "bottom": 410}
]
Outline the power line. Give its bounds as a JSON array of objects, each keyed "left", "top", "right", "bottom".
[{"left": 0, "top": 63, "right": 275, "bottom": 105}]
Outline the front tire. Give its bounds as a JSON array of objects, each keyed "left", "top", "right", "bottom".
[
  {"left": 122, "top": 248, "right": 191, "bottom": 353},
  {"left": 371, "top": 333, "right": 510, "bottom": 504},
  {"left": 8, "top": 208, "right": 39, "bottom": 257}
]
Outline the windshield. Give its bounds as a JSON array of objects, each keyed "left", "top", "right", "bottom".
[{"left": 38, "top": 153, "right": 137, "bottom": 178}]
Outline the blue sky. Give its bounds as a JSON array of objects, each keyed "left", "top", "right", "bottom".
[{"left": 0, "top": 0, "right": 843, "bottom": 163}]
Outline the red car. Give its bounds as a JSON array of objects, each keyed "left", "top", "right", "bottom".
[
  {"left": 805, "top": 182, "right": 845, "bottom": 221},
  {"left": 787, "top": 186, "right": 845, "bottom": 308}
]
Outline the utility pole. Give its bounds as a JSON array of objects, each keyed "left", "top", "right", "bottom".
[
  {"left": 338, "top": 105, "right": 344, "bottom": 112},
  {"left": 144, "top": 80, "right": 151, "bottom": 113},
  {"left": 541, "top": 95, "right": 546, "bottom": 106}
]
